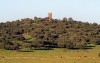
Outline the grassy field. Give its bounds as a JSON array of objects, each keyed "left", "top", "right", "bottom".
[{"left": 0, "top": 45, "right": 100, "bottom": 63}]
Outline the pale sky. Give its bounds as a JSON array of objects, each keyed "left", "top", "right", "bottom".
[{"left": 0, "top": 0, "right": 100, "bottom": 24}]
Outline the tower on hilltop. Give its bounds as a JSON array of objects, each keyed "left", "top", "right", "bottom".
[{"left": 48, "top": 12, "right": 52, "bottom": 19}]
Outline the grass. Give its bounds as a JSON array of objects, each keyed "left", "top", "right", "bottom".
[{"left": 0, "top": 45, "right": 100, "bottom": 63}]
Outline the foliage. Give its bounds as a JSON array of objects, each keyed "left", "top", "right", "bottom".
[{"left": 0, "top": 17, "right": 100, "bottom": 50}]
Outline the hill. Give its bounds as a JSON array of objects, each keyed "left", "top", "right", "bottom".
[{"left": 0, "top": 17, "right": 100, "bottom": 50}]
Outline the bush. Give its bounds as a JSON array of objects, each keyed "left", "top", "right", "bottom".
[
  {"left": 96, "top": 42, "right": 100, "bottom": 45},
  {"left": 4, "top": 44, "right": 19, "bottom": 50},
  {"left": 86, "top": 44, "right": 96, "bottom": 47}
]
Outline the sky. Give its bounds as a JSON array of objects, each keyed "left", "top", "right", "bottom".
[{"left": 0, "top": 0, "right": 100, "bottom": 24}]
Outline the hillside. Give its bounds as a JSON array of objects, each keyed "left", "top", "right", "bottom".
[{"left": 0, "top": 17, "right": 100, "bottom": 50}]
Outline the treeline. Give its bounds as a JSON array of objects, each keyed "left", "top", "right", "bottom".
[{"left": 0, "top": 17, "right": 100, "bottom": 50}]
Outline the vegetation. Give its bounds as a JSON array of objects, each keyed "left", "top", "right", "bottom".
[
  {"left": 0, "top": 45, "right": 100, "bottom": 63},
  {"left": 0, "top": 17, "right": 100, "bottom": 50}
]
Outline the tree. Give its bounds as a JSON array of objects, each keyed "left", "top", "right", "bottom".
[
  {"left": 57, "top": 35, "right": 68, "bottom": 48},
  {"left": 31, "top": 38, "right": 44, "bottom": 49},
  {"left": 68, "top": 17, "right": 73, "bottom": 21}
]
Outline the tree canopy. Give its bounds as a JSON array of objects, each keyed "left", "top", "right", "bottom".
[{"left": 0, "top": 17, "right": 100, "bottom": 50}]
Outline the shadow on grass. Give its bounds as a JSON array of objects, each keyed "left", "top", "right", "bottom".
[
  {"left": 66, "top": 47, "right": 94, "bottom": 50},
  {"left": 16, "top": 50, "right": 34, "bottom": 52},
  {"left": 83, "top": 47, "right": 94, "bottom": 50},
  {"left": 16, "top": 46, "right": 55, "bottom": 52},
  {"left": 16, "top": 45, "right": 97, "bottom": 52},
  {"left": 31, "top": 47, "right": 54, "bottom": 50}
]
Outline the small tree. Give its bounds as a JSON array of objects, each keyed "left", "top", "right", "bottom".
[
  {"left": 31, "top": 38, "right": 44, "bottom": 49},
  {"left": 57, "top": 35, "right": 68, "bottom": 48}
]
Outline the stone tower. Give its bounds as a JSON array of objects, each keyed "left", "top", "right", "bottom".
[{"left": 48, "top": 12, "right": 52, "bottom": 19}]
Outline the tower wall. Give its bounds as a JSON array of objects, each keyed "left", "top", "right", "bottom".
[{"left": 48, "top": 12, "right": 52, "bottom": 19}]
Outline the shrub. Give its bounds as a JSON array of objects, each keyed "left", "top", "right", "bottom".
[
  {"left": 96, "top": 41, "right": 100, "bottom": 45},
  {"left": 86, "top": 44, "right": 96, "bottom": 47},
  {"left": 4, "top": 44, "right": 19, "bottom": 50}
]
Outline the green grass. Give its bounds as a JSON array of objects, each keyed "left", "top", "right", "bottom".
[{"left": 0, "top": 45, "right": 100, "bottom": 63}]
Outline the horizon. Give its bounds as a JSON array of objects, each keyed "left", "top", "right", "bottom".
[
  {"left": 0, "top": 0, "right": 100, "bottom": 24},
  {"left": 0, "top": 13, "right": 99, "bottom": 24}
]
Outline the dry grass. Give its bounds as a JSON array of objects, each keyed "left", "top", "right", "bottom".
[{"left": 0, "top": 45, "right": 100, "bottom": 63}]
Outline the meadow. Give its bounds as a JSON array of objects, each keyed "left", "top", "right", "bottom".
[{"left": 0, "top": 45, "right": 100, "bottom": 63}]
